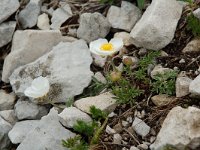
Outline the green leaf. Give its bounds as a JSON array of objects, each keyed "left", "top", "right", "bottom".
[{"left": 137, "top": 0, "right": 145, "bottom": 10}]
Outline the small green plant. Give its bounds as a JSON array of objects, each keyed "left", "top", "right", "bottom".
[
  {"left": 62, "top": 135, "right": 88, "bottom": 150},
  {"left": 137, "top": 0, "right": 145, "bottom": 10},
  {"left": 151, "top": 70, "right": 178, "bottom": 95},
  {"left": 90, "top": 106, "right": 107, "bottom": 121},
  {"left": 112, "top": 78, "right": 143, "bottom": 106},
  {"left": 134, "top": 51, "right": 160, "bottom": 82},
  {"left": 187, "top": 13, "right": 200, "bottom": 37},
  {"left": 65, "top": 97, "right": 74, "bottom": 107}
]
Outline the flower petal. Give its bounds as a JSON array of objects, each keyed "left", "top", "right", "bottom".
[
  {"left": 24, "top": 87, "right": 44, "bottom": 98},
  {"left": 89, "top": 39, "right": 108, "bottom": 55},
  {"left": 109, "top": 38, "right": 123, "bottom": 51},
  {"left": 31, "top": 76, "right": 49, "bottom": 91}
]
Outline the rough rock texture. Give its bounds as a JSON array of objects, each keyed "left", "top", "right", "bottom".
[
  {"left": 0, "top": 90, "right": 16, "bottom": 111},
  {"left": 9, "top": 40, "right": 93, "bottom": 103},
  {"left": 176, "top": 76, "right": 192, "bottom": 97},
  {"left": 0, "top": 110, "right": 17, "bottom": 125},
  {"left": 16, "top": 108, "right": 76, "bottom": 150},
  {"left": 114, "top": 32, "right": 132, "bottom": 46},
  {"left": 2, "top": 30, "right": 76, "bottom": 83},
  {"left": 107, "top": 1, "right": 141, "bottom": 32},
  {"left": 94, "top": 72, "right": 107, "bottom": 84},
  {"left": 130, "top": 0, "right": 182, "bottom": 50},
  {"left": 74, "top": 92, "right": 117, "bottom": 114},
  {"left": 132, "top": 117, "right": 150, "bottom": 137},
  {"left": 18, "top": 0, "right": 42, "bottom": 28},
  {"left": 0, "top": 116, "right": 12, "bottom": 150},
  {"left": 14, "top": 100, "right": 48, "bottom": 120},
  {"left": 8, "top": 120, "right": 40, "bottom": 144},
  {"left": 0, "top": 21, "right": 16, "bottom": 48},
  {"left": 150, "top": 65, "right": 173, "bottom": 79},
  {"left": 77, "top": 12, "right": 111, "bottom": 43},
  {"left": 37, "top": 13, "right": 50, "bottom": 30},
  {"left": 50, "top": 3, "right": 72, "bottom": 29},
  {"left": 0, "top": 0, "right": 20, "bottom": 24},
  {"left": 189, "top": 74, "right": 200, "bottom": 97},
  {"left": 193, "top": 8, "right": 200, "bottom": 20},
  {"left": 182, "top": 38, "right": 200, "bottom": 53},
  {"left": 58, "top": 107, "right": 92, "bottom": 128},
  {"left": 150, "top": 106, "right": 200, "bottom": 150},
  {"left": 151, "top": 94, "right": 176, "bottom": 106}
]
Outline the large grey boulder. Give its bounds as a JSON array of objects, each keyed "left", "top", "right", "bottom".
[
  {"left": 150, "top": 106, "right": 200, "bottom": 150},
  {"left": 16, "top": 108, "right": 76, "bottom": 150},
  {"left": 77, "top": 12, "right": 111, "bottom": 43},
  {"left": 50, "top": 3, "right": 72, "bottom": 29},
  {"left": 107, "top": 1, "right": 141, "bottom": 32},
  {"left": 14, "top": 100, "right": 48, "bottom": 120},
  {"left": 9, "top": 40, "right": 93, "bottom": 103},
  {"left": 0, "top": 117, "right": 12, "bottom": 150},
  {"left": 0, "top": 0, "right": 20, "bottom": 24},
  {"left": 0, "top": 21, "right": 16, "bottom": 48},
  {"left": 74, "top": 92, "right": 117, "bottom": 114},
  {"left": 2, "top": 30, "right": 76, "bottom": 83},
  {"left": 0, "top": 90, "right": 16, "bottom": 111},
  {"left": 18, "top": 0, "right": 42, "bottom": 28},
  {"left": 8, "top": 120, "right": 40, "bottom": 144},
  {"left": 59, "top": 107, "right": 92, "bottom": 128},
  {"left": 130, "top": 0, "right": 182, "bottom": 50}
]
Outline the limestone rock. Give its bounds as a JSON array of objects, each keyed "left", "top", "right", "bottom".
[
  {"left": 189, "top": 74, "right": 200, "bottom": 97},
  {"left": 58, "top": 107, "right": 92, "bottom": 128},
  {"left": 0, "top": 21, "right": 16, "bottom": 47},
  {"left": 9, "top": 40, "right": 93, "bottom": 103},
  {"left": 94, "top": 72, "right": 107, "bottom": 84},
  {"left": 16, "top": 108, "right": 76, "bottom": 150},
  {"left": 50, "top": 3, "right": 72, "bottom": 29},
  {"left": 74, "top": 92, "right": 117, "bottom": 114},
  {"left": 18, "top": 0, "right": 42, "bottom": 28},
  {"left": 176, "top": 76, "right": 192, "bottom": 97},
  {"left": 8, "top": 120, "right": 39, "bottom": 144},
  {"left": 114, "top": 32, "right": 132, "bottom": 46},
  {"left": 0, "top": 90, "right": 16, "bottom": 111},
  {"left": 150, "top": 106, "right": 200, "bottom": 150},
  {"left": 193, "top": 8, "right": 200, "bottom": 20},
  {"left": 130, "top": 0, "right": 182, "bottom": 50},
  {"left": 107, "top": 1, "right": 141, "bottom": 32},
  {"left": 37, "top": 13, "right": 50, "bottom": 30},
  {"left": 151, "top": 94, "right": 176, "bottom": 106},
  {"left": 0, "top": 0, "right": 20, "bottom": 24},
  {"left": 77, "top": 12, "right": 111, "bottom": 43},
  {"left": 14, "top": 100, "right": 48, "bottom": 120},
  {"left": 2, "top": 30, "right": 76, "bottom": 83},
  {"left": 150, "top": 65, "right": 173, "bottom": 79},
  {"left": 182, "top": 38, "right": 200, "bottom": 53},
  {"left": 132, "top": 117, "right": 150, "bottom": 137},
  {"left": 0, "top": 110, "right": 17, "bottom": 125},
  {"left": 0, "top": 117, "right": 12, "bottom": 150}
]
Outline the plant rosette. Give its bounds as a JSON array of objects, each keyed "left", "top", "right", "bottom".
[
  {"left": 89, "top": 38, "right": 123, "bottom": 57},
  {"left": 24, "top": 76, "right": 50, "bottom": 99}
]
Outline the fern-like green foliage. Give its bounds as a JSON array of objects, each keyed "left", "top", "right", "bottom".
[
  {"left": 62, "top": 136, "right": 88, "bottom": 150},
  {"left": 187, "top": 13, "right": 200, "bottom": 37},
  {"left": 73, "top": 120, "right": 98, "bottom": 137},
  {"left": 151, "top": 70, "right": 178, "bottom": 95},
  {"left": 134, "top": 51, "right": 160, "bottom": 82},
  {"left": 89, "top": 106, "right": 107, "bottom": 121},
  {"left": 112, "top": 78, "right": 143, "bottom": 106}
]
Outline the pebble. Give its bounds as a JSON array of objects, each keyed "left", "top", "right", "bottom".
[
  {"left": 37, "top": 13, "right": 50, "bottom": 30},
  {"left": 106, "top": 125, "right": 116, "bottom": 134},
  {"left": 132, "top": 117, "right": 150, "bottom": 137},
  {"left": 113, "top": 133, "right": 122, "bottom": 144}
]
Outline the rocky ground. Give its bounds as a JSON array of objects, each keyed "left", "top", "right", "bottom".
[{"left": 1, "top": 0, "right": 200, "bottom": 150}]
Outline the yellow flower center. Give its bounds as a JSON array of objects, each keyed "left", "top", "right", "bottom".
[{"left": 100, "top": 43, "right": 113, "bottom": 51}]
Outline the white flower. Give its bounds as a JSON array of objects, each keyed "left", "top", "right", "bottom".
[
  {"left": 89, "top": 38, "right": 123, "bottom": 56},
  {"left": 24, "top": 76, "right": 50, "bottom": 98}
]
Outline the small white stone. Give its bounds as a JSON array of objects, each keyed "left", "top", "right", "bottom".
[
  {"left": 114, "top": 32, "right": 132, "bottom": 46},
  {"left": 127, "top": 116, "right": 133, "bottom": 123},
  {"left": 130, "top": 146, "right": 139, "bottom": 150},
  {"left": 137, "top": 143, "right": 148, "bottom": 150},
  {"left": 179, "top": 58, "right": 185, "bottom": 64},
  {"left": 108, "top": 112, "right": 117, "bottom": 118},
  {"left": 176, "top": 76, "right": 192, "bottom": 97},
  {"left": 106, "top": 125, "right": 116, "bottom": 134},
  {"left": 189, "top": 75, "right": 200, "bottom": 96},
  {"left": 94, "top": 72, "right": 107, "bottom": 84},
  {"left": 122, "top": 120, "right": 129, "bottom": 127},
  {"left": 132, "top": 117, "right": 150, "bottom": 137},
  {"left": 113, "top": 133, "right": 122, "bottom": 144},
  {"left": 37, "top": 13, "right": 50, "bottom": 30}
]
